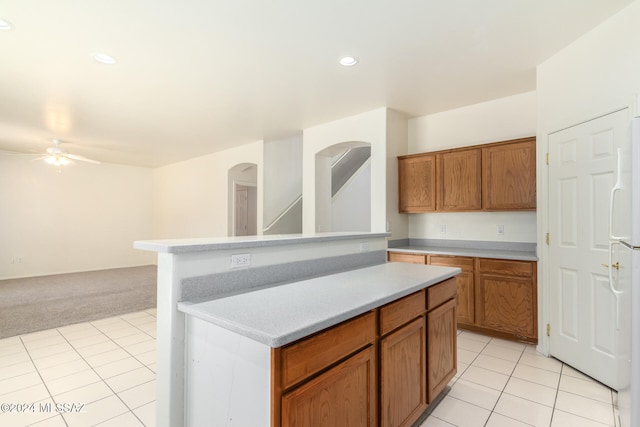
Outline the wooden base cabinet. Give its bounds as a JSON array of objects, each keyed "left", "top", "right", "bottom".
[
  {"left": 274, "top": 281, "right": 457, "bottom": 427},
  {"left": 476, "top": 259, "right": 537, "bottom": 341},
  {"left": 281, "top": 346, "right": 376, "bottom": 427},
  {"left": 380, "top": 318, "right": 427, "bottom": 427},
  {"left": 388, "top": 252, "right": 538, "bottom": 343},
  {"left": 427, "top": 299, "right": 457, "bottom": 403}
]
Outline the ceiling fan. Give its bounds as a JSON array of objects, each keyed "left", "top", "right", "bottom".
[{"left": 40, "top": 139, "right": 101, "bottom": 166}]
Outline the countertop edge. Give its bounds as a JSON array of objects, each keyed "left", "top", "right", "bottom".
[
  {"left": 135, "top": 232, "right": 390, "bottom": 253},
  {"left": 388, "top": 246, "right": 538, "bottom": 261}
]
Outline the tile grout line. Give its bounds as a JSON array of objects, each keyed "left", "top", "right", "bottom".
[{"left": 23, "top": 312, "right": 156, "bottom": 426}]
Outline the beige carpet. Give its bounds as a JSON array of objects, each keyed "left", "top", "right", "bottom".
[{"left": 0, "top": 266, "right": 157, "bottom": 339}]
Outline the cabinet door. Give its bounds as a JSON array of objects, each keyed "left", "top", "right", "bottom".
[
  {"left": 380, "top": 318, "right": 427, "bottom": 427},
  {"left": 398, "top": 154, "right": 437, "bottom": 212},
  {"left": 482, "top": 138, "right": 536, "bottom": 210},
  {"left": 438, "top": 149, "right": 482, "bottom": 211},
  {"left": 427, "top": 299, "right": 457, "bottom": 403},
  {"left": 429, "top": 256, "right": 475, "bottom": 325},
  {"left": 476, "top": 260, "right": 537, "bottom": 340},
  {"left": 281, "top": 346, "right": 376, "bottom": 427}
]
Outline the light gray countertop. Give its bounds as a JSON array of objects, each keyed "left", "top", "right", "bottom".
[
  {"left": 388, "top": 243, "right": 537, "bottom": 262},
  {"left": 178, "top": 262, "right": 460, "bottom": 347},
  {"left": 134, "top": 231, "right": 390, "bottom": 253}
]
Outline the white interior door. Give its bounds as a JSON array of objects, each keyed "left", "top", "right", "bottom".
[{"left": 548, "top": 108, "right": 629, "bottom": 390}]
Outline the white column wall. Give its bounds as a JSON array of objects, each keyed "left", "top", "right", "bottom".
[{"left": 302, "top": 107, "right": 388, "bottom": 234}]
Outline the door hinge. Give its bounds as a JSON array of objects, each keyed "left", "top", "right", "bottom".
[
  {"left": 546, "top": 153, "right": 549, "bottom": 165},
  {"left": 545, "top": 233, "right": 550, "bottom": 245},
  {"left": 546, "top": 323, "right": 551, "bottom": 336}
]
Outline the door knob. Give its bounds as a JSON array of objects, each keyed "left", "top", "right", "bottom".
[{"left": 601, "top": 262, "right": 620, "bottom": 269}]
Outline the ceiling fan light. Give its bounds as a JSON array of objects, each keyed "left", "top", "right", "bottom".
[
  {"left": 0, "top": 19, "right": 12, "bottom": 31},
  {"left": 45, "top": 155, "right": 69, "bottom": 166}
]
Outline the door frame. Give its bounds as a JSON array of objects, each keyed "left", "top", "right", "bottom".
[
  {"left": 232, "top": 179, "right": 257, "bottom": 237},
  {"left": 541, "top": 107, "right": 630, "bottom": 358}
]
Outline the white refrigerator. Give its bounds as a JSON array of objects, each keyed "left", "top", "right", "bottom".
[{"left": 615, "top": 116, "right": 640, "bottom": 427}]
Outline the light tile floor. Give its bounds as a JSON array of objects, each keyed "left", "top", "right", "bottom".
[
  {"left": 0, "top": 312, "right": 618, "bottom": 427},
  {"left": 421, "top": 330, "right": 619, "bottom": 427},
  {"left": 0, "top": 309, "right": 157, "bottom": 427}
]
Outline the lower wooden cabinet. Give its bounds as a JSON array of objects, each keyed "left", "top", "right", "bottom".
[
  {"left": 427, "top": 299, "right": 457, "bottom": 402},
  {"left": 281, "top": 346, "right": 376, "bottom": 427},
  {"left": 429, "top": 256, "right": 475, "bottom": 325},
  {"left": 388, "top": 251, "right": 538, "bottom": 343},
  {"left": 380, "top": 318, "right": 427, "bottom": 427},
  {"left": 476, "top": 259, "right": 537, "bottom": 341},
  {"left": 273, "top": 281, "right": 457, "bottom": 427}
]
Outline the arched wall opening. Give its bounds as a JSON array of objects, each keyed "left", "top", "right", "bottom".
[{"left": 315, "top": 141, "right": 371, "bottom": 233}]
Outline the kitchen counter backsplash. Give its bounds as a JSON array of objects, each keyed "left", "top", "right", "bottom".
[{"left": 388, "top": 238, "right": 537, "bottom": 261}]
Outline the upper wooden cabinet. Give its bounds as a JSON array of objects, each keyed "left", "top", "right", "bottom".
[
  {"left": 438, "top": 148, "right": 482, "bottom": 211},
  {"left": 398, "top": 153, "right": 436, "bottom": 213},
  {"left": 483, "top": 138, "right": 536, "bottom": 210},
  {"left": 398, "top": 137, "right": 536, "bottom": 212}
]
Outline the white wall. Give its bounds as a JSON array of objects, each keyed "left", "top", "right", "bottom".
[
  {"left": 407, "top": 91, "right": 537, "bottom": 242},
  {"left": 154, "top": 140, "right": 264, "bottom": 239},
  {"left": 332, "top": 160, "right": 371, "bottom": 232},
  {"left": 263, "top": 134, "right": 303, "bottom": 231},
  {"left": 386, "top": 109, "right": 409, "bottom": 240},
  {"left": 0, "top": 155, "right": 155, "bottom": 279},
  {"left": 302, "top": 108, "right": 388, "bottom": 234}
]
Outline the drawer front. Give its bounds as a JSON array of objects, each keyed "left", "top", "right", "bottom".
[
  {"left": 388, "top": 252, "right": 426, "bottom": 264},
  {"left": 427, "top": 278, "right": 457, "bottom": 310},
  {"left": 379, "top": 290, "right": 426, "bottom": 335},
  {"left": 280, "top": 311, "right": 376, "bottom": 390},
  {"left": 429, "top": 255, "right": 474, "bottom": 272},
  {"left": 478, "top": 259, "right": 534, "bottom": 277}
]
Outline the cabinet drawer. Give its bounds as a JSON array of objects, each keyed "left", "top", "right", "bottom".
[
  {"left": 478, "top": 259, "right": 534, "bottom": 277},
  {"left": 388, "top": 252, "right": 426, "bottom": 264},
  {"left": 427, "top": 278, "right": 457, "bottom": 310},
  {"left": 379, "top": 290, "right": 425, "bottom": 336},
  {"left": 429, "top": 255, "right": 474, "bottom": 272},
  {"left": 279, "top": 311, "right": 376, "bottom": 390}
]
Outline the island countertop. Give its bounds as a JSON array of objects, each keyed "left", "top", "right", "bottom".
[{"left": 178, "top": 262, "right": 460, "bottom": 347}]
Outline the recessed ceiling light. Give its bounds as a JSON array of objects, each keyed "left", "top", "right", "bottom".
[
  {"left": 339, "top": 56, "right": 359, "bottom": 67},
  {"left": 94, "top": 53, "right": 117, "bottom": 65},
  {"left": 0, "top": 19, "right": 13, "bottom": 31}
]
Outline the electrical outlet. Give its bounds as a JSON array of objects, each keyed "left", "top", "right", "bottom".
[
  {"left": 360, "top": 242, "right": 370, "bottom": 252},
  {"left": 230, "top": 253, "right": 251, "bottom": 268},
  {"left": 439, "top": 224, "right": 447, "bottom": 235},
  {"left": 497, "top": 225, "right": 505, "bottom": 236}
]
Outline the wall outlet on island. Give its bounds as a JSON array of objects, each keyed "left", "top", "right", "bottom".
[{"left": 230, "top": 253, "right": 251, "bottom": 268}]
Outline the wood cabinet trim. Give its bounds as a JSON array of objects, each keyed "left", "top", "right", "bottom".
[
  {"left": 279, "top": 311, "right": 376, "bottom": 390},
  {"left": 380, "top": 290, "right": 426, "bottom": 336}
]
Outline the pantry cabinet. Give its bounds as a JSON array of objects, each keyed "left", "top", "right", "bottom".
[{"left": 398, "top": 137, "right": 536, "bottom": 212}]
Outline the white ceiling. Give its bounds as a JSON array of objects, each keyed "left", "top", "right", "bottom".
[{"left": 0, "top": 0, "right": 633, "bottom": 167}]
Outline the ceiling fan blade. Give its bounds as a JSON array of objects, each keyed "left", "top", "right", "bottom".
[{"left": 65, "top": 153, "right": 101, "bottom": 164}]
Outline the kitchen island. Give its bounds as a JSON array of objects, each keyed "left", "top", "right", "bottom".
[
  {"left": 179, "top": 262, "right": 460, "bottom": 426},
  {"left": 134, "top": 233, "right": 459, "bottom": 427}
]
